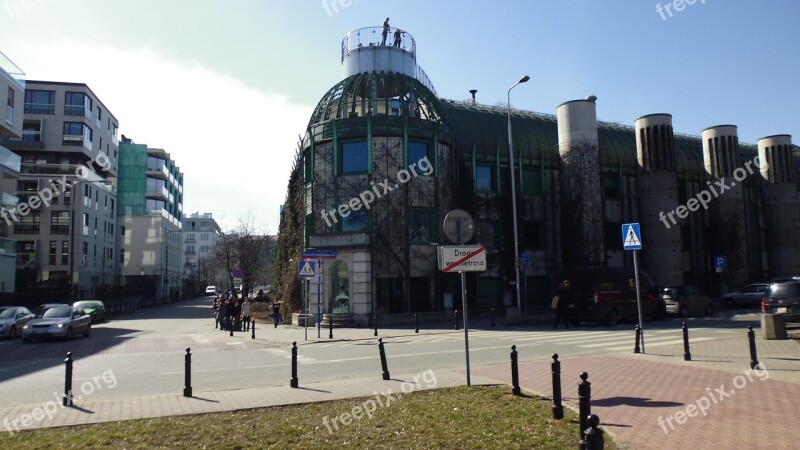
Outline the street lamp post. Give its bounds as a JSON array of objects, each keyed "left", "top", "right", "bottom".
[{"left": 507, "top": 75, "right": 529, "bottom": 319}]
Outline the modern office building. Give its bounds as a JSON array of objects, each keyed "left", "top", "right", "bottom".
[
  {"left": 0, "top": 51, "right": 24, "bottom": 292},
  {"left": 182, "top": 212, "right": 222, "bottom": 287},
  {"left": 278, "top": 25, "right": 800, "bottom": 326},
  {"left": 0, "top": 80, "right": 119, "bottom": 291},
  {"left": 117, "top": 136, "right": 183, "bottom": 300}
]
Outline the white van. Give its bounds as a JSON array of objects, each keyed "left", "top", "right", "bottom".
[{"left": 205, "top": 286, "right": 217, "bottom": 296}]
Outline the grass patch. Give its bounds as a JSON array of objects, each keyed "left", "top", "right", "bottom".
[{"left": 4, "top": 386, "right": 617, "bottom": 449}]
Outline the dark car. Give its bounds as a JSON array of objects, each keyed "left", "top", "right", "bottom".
[
  {"left": 21, "top": 306, "right": 91, "bottom": 342},
  {"left": 0, "top": 306, "right": 35, "bottom": 339},
  {"left": 73, "top": 300, "right": 106, "bottom": 323},
  {"left": 556, "top": 266, "right": 665, "bottom": 326},
  {"left": 33, "top": 303, "right": 70, "bottom": 316},
  {"left": 762, "top": 281, "right": 800, "bottom": 315},
  {"left": 661, "top": 285, "right": 714, "bottom": 317},
  {"left": 722, "top": 284, "right": 770, "bottom": 308}
]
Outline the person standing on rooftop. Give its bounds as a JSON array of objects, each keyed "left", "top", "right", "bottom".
[{"left": 381, "top": 17, "right": 390, "bottom": 45}]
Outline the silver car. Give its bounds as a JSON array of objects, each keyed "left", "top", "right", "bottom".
[
  {"left": 0, "top": 306, "right": 35, "bottom": 339},
  {"left": 722, "top": 284, "right": 770, "bottom": 308},
  {"left": 21, "top": 306, "right": 91, "bottom": 342},
  {"left": 662, "top": 285, "right": 714, "bottom": 318}
]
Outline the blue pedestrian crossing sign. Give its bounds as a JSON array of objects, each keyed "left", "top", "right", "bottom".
[
  {"left": 298, "top": 260, "right": 316, "bottom": 278},
  {"left": 622, "top": 223, "right": 643, "bottom": 250}
]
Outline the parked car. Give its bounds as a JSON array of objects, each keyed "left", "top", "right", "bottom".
[
  {"left": 73, "top": 300, "right": 106, "bottom": 323},
  {"left": 205, "top": 286, "right": 218, "bottom": 296},
  {"left": 33, "top": 303, "right": 70, "bottom": 316},
  {"left": 762, "top": 281, "right": 800, "bottom": 315},
  {"left": 722, "top": 284, "right": 770, "bottom": 308},
  {"left": 0, "top": 306, "right": 35, "bottom": 339},
  {"left": 661, "top": 286, "right": 714, "bottom": 317},
  {"left": 21, "top": 306, "right": 91, "bottom": 342},
  {"left": 556, "top": 266, "right": 665, "bottom": 326}
]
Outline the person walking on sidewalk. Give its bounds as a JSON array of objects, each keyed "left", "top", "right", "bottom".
[
  {"left": 225, "top": 297, "right": 236, "bottom": 331},
  {"left": 241, "top": 297, "right": 252, "bottom": 332},
  {"left": 271, "top": 300, "right": 282, "bottom": 328},
  {"left": 552, "top": 294, "right": 570, "bottom": 329}
]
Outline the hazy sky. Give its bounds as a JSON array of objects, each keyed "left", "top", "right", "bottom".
[{"left": 2, "top": 0, "right": 798, "bottom": 231}]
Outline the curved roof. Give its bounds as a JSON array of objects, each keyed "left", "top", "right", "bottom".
[{"left": 308, "top": 72, "right": 446, "bottom": 128}]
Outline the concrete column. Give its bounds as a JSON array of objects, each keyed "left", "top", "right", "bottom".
[
  {"left": 701, "top": 125, "right": 748, "bottom": 289},
  {"left": 635, "top": 114, "right": 682, "bottom": 286},
  {"left": 758, "top": 135, "right": 800, "bottom": 277},
  {"left": 557, "top": 98, "right": 604, "bottom": 266}
]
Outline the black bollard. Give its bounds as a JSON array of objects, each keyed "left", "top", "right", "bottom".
[
  {"left": 290, "top": 342, "right": 299, "bottom": 388},
  {"left": 454, "top": 309, "right": 459, "bottom": 330},
  {"left": 183, "top": 348, "right": 192, "bottom": 397},
  {"left": 584, "top": 414, "right": 605, "bottom": 450},
  {"left": 329, "top": 315, "right": 333, "bottom": 339},
  {"left": 414, "top": 312, "right": 419, "bottom": 333},
  {"left": 578, "top": 372, "right": 592, "bottom": 450},
  {"left": 63, "top": 352, "right": 73, "bottom": 406},
  {"left": 748, "top": 325, "right": 759, "bottom": 369},
  {"left": 551, "top": 353, "right": 563, "bottom": 419},
  {"left": 634, "top": 325, "right": 641, "bottom": 354},
  {"left": 510, "top": 345, "right": 521, "bottom": 395},
  {"left": 373, "top": 314, "right": 378, "bottom": 337},
  {"left": 683, "top": 322, "right": 691, "bottom": 361},
  {"left": 491, "top": 307, "right": 495, "bottom": 328},
  {"left": 378, "top": 338, "right": 391, "bottom": 380},
  {"left": 251, "top": 319, "right": 255, "bottom": 340}
]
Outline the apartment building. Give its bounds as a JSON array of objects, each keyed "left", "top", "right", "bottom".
[
  {"left": 0, "top": 79, "right": 118, "bottom": 291},
  {"left": 0, "top": 51, "right": 24, "bottom": 292},
  {"left": 182, "top": 212, "right": 222, "bottom": 287},
  {"left": 117, "top": 136, "right": 183, "bottom": 300}
]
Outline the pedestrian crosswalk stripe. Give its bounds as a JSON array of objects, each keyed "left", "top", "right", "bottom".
[
  {"left": 577, "top": 335, "right": 686, "bottom": 348},
  {"left": 605, "top": 337, "right": 715, "bottom": 351}
]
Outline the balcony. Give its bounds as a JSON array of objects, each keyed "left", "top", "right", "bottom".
[
  {"left": 13, "top": 224, "right": 40, "bottom": 234},
  {"left": 24, "top": 103, "right": 54, "bottom": 115},
  {"left": 145, "top": 186, "right": 169, "bottom": 201},
  {"left": 0, "top": 237, "right": 15, "bottom": 256},
  {"left": 21, "top": 162, "right": 82, "bottom": 176},
  {"left": 64, "top": 105, "right": 86, "bottom": 117},
  {"left": 1, "top": 192, "right": 18, "bottom": 208},
  {"left": 5, "top": 105, "right": 12, "bottom": 126},
  {"left": 0, "top": 144, "right": 21, "bottom": 173},
  {"left": 146, "top": 163, "right": 170, "bottom": 180}
]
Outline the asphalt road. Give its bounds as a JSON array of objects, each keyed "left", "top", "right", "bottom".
[{"left": 0, "top": 296, "right": 761, "bottom": 407}]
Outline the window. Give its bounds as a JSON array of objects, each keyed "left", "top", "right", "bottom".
[
  {"left": 475, "top": 165, "right": 495, "bottom": 193},
  {"left": 49, "top": 241, "right": 57, "bottom": 265},
  {"left": 341, "top": 210, "right": 369, "bottom": 232},
  {"left": 121, "top": 226, "right": 125, "bottom": 236},
  {"left": 24, "top": 90, "right": 55, "bottom": 114},
  {"left": 50, "top": 211, "right": 70, "bottom": 235},
  {"left": 6, "top": 87, "right": 14, "bottom": 125},
  {"left": 120, "top": 249, "right": 125, "bottom": 263},
  {"left": 15, "top": 213, "right": 40, "bottom": 234},
  {"left": 340, "top": 141, "right": 368, "bottom": 174},
  {"left": 522, "top": 169, "right": 543, "bottom": 196},
  {"left": 61, "top": 241, "right": 69, "bottom": 265},
  {"left": 62, "top": 121, "right": 87, "bottom": 146},
  {"left": 146, "top": 199, "right": 165, "bottom": 212},
  {"left": 22, "top": 119, "right": 43, "bottom": 143},
  {"left": 408, "top": 209, "right": 433, "bottom": 244},
  {"left": 64, "top": 92, "right": 91, "bottom": 116},
  {"left": 476, "top": 221, "right": 496, "bottom": 247},
  {"left": 603, "top": 175, "right": 621, "bottom": 201},
  {"left": 200, "top": 233, "right": 209, "bottom": 241}
]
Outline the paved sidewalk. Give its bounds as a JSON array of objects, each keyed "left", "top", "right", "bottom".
[
  {"left": 471, "top": 334, "right": 800, "bottom": 450},
  {"left": 0, "top": 369, "right": 492, "bottom": 434}
]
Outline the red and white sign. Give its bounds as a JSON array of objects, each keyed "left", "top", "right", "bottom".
[{"left": 438, "top": 245, "right": 487, "bottom": 272}]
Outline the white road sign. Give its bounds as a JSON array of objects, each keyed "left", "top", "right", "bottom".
[{"left": 438, "top": 245, "right": 487, "bottom": 272}]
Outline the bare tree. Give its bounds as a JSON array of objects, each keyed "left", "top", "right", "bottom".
[{"left": 214, "top": 216, "right": 275, "bottom": 299}]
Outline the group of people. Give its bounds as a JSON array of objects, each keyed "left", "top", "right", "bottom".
[
  {"left": 381, "top": 17, "right": 403, "bottom": 48},
  {"left": 211, "top": 294, "right": 283, "bottom": 331}
]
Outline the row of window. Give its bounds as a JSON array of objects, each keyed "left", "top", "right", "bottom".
[
  {"left": 306, "top": 141, "right": 433, "bottom": 181},
  {"left": 23, "top": 90, "right": 118, "bottom": 137}
]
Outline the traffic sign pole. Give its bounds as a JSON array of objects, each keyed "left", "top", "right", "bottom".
[
  {"left": 316, "top": 260, "right": 321, "bottom": 339},
  {"left": 633, "top": 249, "right": 645, "bottom": 354},
  {"left": 456, "top": 220, "right": 471, "bottom": 387}
]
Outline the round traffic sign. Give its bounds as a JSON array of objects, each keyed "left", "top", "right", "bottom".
[{"left": 443, "top": 209, "right": 474, "bottom": 244}]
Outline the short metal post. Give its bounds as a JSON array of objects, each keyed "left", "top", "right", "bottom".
[
  {"left": 63, "top": 352, "right": 73, "bottom": 406},
  {"left": 290, "top": 342, "right": 299, "bottom": 388},
  {"left": 748, "top": 325, "right": 759, "bottom": 369},
  {"left": 454, "top": 309, "right": 459, "bottom": 330},
  {"left": 578, "top": 372, "right": 592, "bottom": 450},
  {"left": 634, "top": 325, "right": 641, "bottom": 354},
  {"left": 183, "top": 348, "right": 192, "bottom": 397},
  {"left": 491, "top": 307, "right": 495, "bottom": 328},
  {"left": 551, "top": 353, "right": 563, "bottom": 419},
  {"left": 378, "top": 338, "right": 390, "bottom": 380},
  {"left": 414, "top": 312, "right": 419, "bottom": 333},
  {"left": 328, "top": 315, "right": 333, "bottom": 339},
  {"left": 251, "top": 319, "right": 255, "bottom": 340},
  {"left": 373, "top": 314, "right": 378, "bottom": 337},
  {"left": 683, "top": 322, "right": 691, "bottom": 361},
  {"left": 584, "top": 414, "right": 605, "bottom": 450},
  {"left": 510, "top": 345, "right": 521, "bottom": 395}
]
